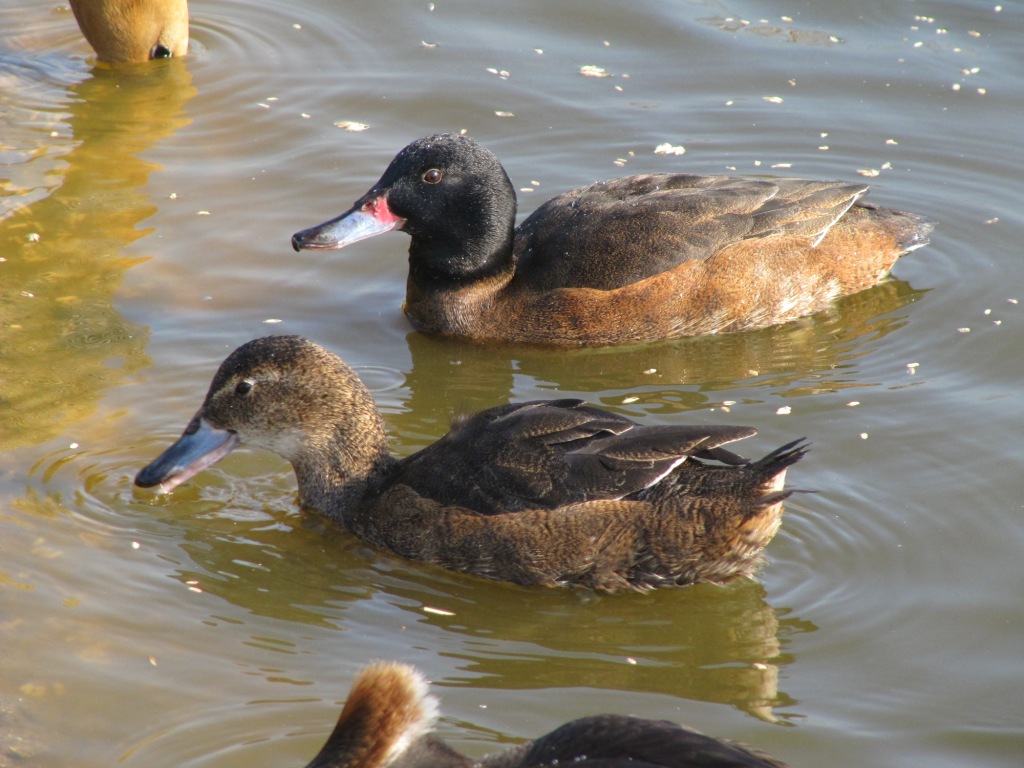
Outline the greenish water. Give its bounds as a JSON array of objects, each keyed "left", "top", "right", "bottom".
[{"left": 2, "top": 1, "right": 1022, "bottom": 766}]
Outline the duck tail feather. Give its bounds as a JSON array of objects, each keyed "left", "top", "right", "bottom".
[{"left": 753, "top": 438, "right": 810, "bottom": 475}]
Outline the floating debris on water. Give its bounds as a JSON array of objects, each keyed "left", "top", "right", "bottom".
[
  {"left": 335, "top": 121, "right": 370, "bottom": 131},
  {"left": 654, "top": 143, "right": 685, "bottom": 155},
  {"left": 423, "top": 606, "right": 455, "bottom": 616}
]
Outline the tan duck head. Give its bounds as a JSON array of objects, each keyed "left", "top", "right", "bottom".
[
  {"left": 292, "top": 133, "right": 933, "bottom": 346},
  {"left": 70, "top": 0, "right": 188, "bottom": 63},
  {"left": 136, "top": 336, "right": 807, "bottom": 592},
  {"left": 300, "top": 662, "right": 789, "bottom": 768}
]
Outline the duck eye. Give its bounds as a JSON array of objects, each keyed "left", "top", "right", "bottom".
[
  {"left": 150, "top": 44, "right": 173, "bottom": 59},
  {"left": 422, "top": 168, "right": 443, "bottom": 184},
  {"left": 235, "top": 380, "right": 253, "bottom": 396}
]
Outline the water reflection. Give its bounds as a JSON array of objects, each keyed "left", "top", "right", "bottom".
[
  {"left": 426, "top": 579, "right": 807, "bottom": 724},
  {"left": 164, "top": 504, "right": 814, "bottom": 722},
  {"left": 396, "top": 279, "right": 925, "bottom": 437},
  {"left": 1, "top": 60, "right": 195, "bottom": 450}
]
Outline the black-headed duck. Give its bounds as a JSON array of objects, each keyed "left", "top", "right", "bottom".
[
  {"left": 69, "top": 0, "right": 188, "bottom": 63},
  {"left": 135, "top": 336, "right": 807, "bottom": 591},
  {"left": 301, "top": 662, "right": 789, "bottom": 768},
  {"left": 292, "top": 133, "right": 933, "bottom": 346}
]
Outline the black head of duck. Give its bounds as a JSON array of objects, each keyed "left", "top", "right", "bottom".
[
  {"left": 291, "top": 133, "right": 933, "bottom": 347},
  {"left": 69, "top": 0, "right": 188, "bottom": 63},
  {"left": 135, "top": 336, "right": 807, "bottom": 592},
  {"left": 301, "top": 662, "right": 789, "bottom": 768}
]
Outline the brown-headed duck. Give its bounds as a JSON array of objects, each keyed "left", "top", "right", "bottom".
[
  {"left": 135, "top": 336, "right": 807, "bottom": 591},
  {"left": 292, "top": 133, "right": 933, "bottom": 346},
  {"left": 69, "top": 0, "right": 188, "bottom": 63},
  {"left": 301, "top": 662, "right": 789, "bottom": 768}
]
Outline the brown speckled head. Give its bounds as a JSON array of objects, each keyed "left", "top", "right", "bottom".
[{"left": 135, "top": 336, "right": 391, "bottom": 516}]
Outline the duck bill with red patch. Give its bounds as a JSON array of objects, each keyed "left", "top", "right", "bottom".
[
  {"left": 291, "top": 194, "right": 405, "bottom": 251},
  {"left": 135, "top": 416, "right": 240, "bottom": 493}
]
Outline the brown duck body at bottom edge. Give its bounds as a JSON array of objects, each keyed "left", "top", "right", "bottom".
[
  {"left": 134, "top": 336, "right": 808, "bottom": 592},
  {"left": 292, "top": 133, "right": 933, "bottom": 346},
  {"left": 302, "top": 662, "right": 790, "bottom": 768}
]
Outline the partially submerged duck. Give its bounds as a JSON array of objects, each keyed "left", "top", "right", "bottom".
[
  {"left": 301, "top": 662, "right": 789, "bottom": 768},
  {"left": 69, "top": 0, "right": 188, "bottom": 63},
  {"left": 292, "top": 133, "right": 932, "bottom": 346},
  {"left": 135, "top": 336, "right": 807, "bottom": 591}
]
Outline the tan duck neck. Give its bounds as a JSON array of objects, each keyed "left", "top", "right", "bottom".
[{"left": 291, "top": 402, "right": 396, "bottom": 526}]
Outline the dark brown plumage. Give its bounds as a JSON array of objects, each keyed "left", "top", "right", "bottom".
[
  {"left": 135, "top": 336, "right": 807, "bottom": 591},
  {"left": 302, "top": 662, "right": 789, "bottom": 768},
  {"left": 291, "top": 133, "right": 933, "bottom": 346}
]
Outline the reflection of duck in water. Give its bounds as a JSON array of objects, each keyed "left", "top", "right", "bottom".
[
  {"left": 0, "top": 25, "right": 195, "bottom": 451},
  {"left": 395, "top": 274, "right": 924, "bottom": 439},
  {"left": 301, "top": 662, "right": 789, "bottom": 768},
  {"left": 136, "top": 336, "right": 807, "bottom": 592},
  {"left": 69, "top": 0, "right": 188, "bottom": 62},
  {"left": 293, "top": 133, "right": 933, "bottom": 346}
]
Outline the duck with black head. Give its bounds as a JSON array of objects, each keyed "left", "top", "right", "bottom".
[
  {"left": 300, "top": 662, "right": 789, "bottom": 768},
  {"left": 69, "top": 0, "right": 188, "bottom": 63},
  {"left": 292, "top": 133, "right": 933, "bottom": 346},
  {"left": 135, "top": 336, "right": 808, "bottom": 592}
]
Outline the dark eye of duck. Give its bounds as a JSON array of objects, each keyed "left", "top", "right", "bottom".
[
  {"left": 234, "top": 380, "right": 253, "bottom": 396},
  {"left": 150, "top": 44, "right": 173, "bottom": 59},
  {"left": 422, "top": 168, "right": 443, "bottom": 184}
]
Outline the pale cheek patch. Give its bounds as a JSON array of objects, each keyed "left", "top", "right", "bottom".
[{"left": 260, "top": 430, "right": 307, "bottom": 460}]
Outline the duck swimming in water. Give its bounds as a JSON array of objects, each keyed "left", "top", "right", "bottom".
[
  {"left": 69, "top": 0, "right": 188, "bottom": 63},
  {"left": 292, "top": 133, "right": 932, "bottom": 347},
  {"left": 135, "top": 336, "right": 807, "bottom": 591},
  {"left": 301, "top": 662, "right": 789, "bottom": 768}
]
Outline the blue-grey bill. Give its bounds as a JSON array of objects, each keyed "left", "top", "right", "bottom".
[
  {"left": 291, "top": 202, "right": 402, "bottom": 251},
  {"left": 135, "top": 417, "right": 240, "bottom": 493}
]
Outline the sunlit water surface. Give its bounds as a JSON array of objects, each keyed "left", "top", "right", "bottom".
[{"left": 2, "top": 0, "right": 1022, "bottom": 766}]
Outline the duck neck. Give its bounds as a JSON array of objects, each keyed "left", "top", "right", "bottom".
[
  {"left": 404, "top": 214, "right": 517, "bottom": 338},
  {"left": 404, "top": 257, "right": 516, "bottom": 337},
  {"left": 407, "top": 214, "right": 516, "bottom": 288},
  {"left": 292, "top": 395, "right": 397, "bottom": 528}
]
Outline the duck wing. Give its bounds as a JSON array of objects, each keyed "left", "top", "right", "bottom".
[
  {"left": 389, "top": 399, "right": 756, "bottom": 514},
  {"left": 512, "top": 174, "right": 867, "bottom": 291}
]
